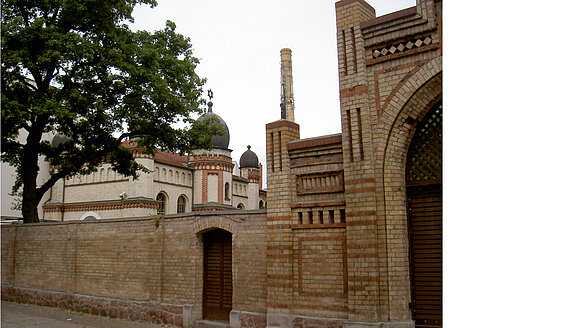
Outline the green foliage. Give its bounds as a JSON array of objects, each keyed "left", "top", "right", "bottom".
[{"left": 1, "top": 0, "right": 223, "bottom": 222}]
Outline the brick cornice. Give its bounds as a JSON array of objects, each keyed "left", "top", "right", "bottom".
[
  {"left": 360, "top": 6, "right": 417, "bottom": 29},
  {"left": 266, "top": 120, "right": 300, "bottom": 131},
  {"left": 287, "top": 134, "right": 342, "bottom": 151},
  {"left": 43, "top": 199, "right": 158, "bottom": 213},
  {"left": 291, "top": 199, "right": 346, "bottom": 209},
  {"left": 189, "top": 155, "right": 234, "bottom": 172}
]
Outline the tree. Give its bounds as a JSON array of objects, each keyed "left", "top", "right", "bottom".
[{"left": 1, "top": 0, "right": 223, "bottom": 223}]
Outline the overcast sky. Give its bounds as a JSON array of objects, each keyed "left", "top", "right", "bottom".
[{"left": 130, "top": 0, "right": 416, "bottom": 180}]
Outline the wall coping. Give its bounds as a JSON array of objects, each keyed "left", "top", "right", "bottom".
[
  {"left": 1, "top": 209, "right": 267, "bottom": 227},
  {"left": 360, "top": 6, "right": 417, "bottom": 29}
]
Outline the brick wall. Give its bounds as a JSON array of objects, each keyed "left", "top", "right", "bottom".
[
  {"left": 1, "top": 210, "right": 267, "bottom": 328},
  {"left": 336, "top": 0, "right": 382, "bottom": 322}
]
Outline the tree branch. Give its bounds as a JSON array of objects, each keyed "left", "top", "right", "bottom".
[{"left": 36, "top": 169, "right": 68, "bottom": 199}]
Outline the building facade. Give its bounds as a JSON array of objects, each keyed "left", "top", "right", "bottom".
[{"left": 42, "top": 102, "right": 266, "bottom": 221}]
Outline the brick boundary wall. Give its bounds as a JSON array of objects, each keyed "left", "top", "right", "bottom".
[{"left": 1, "top": 210, "right": 268, "bottom": 328}]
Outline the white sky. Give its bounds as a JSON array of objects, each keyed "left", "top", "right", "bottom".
[{"left": 130, "top": 0, "right": 416, "bottom": 178}]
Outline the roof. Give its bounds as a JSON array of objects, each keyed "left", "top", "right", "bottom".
[
  {"left": 233, "top": 175, "right": 248, "bottom": 183},
  {"left": 239, "top": 145, "right": 259, "bottom": 168},
  {"left": 154, "top": 150, "right": 189, "bottom": 168},
  {"left": 121, "top": 140, "right": 189, "bottom": 168}
]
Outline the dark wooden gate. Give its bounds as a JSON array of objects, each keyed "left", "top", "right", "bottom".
[
  {"left": 406, "top": 102, "right": 442, "bottom": 327},
  {"left": 203, "top": 229, "right": 233, "bottom": 321}
]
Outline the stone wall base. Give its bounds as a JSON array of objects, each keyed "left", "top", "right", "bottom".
[
  {"left": 1, "top": 285, "right": 185, "bottom": 327},
  {"left": 1, "top": 286, "right": 415, "bottom": 328},
  {"left": 265, "top": 312, "right": 414, "bottom": 328},
  {"left": 230, "top": 310, "right": 268, "bottom": 328}
]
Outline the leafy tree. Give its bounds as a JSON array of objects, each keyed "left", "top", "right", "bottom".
[{"left": 1, "top": 0, "right": 222, "bottom": 223}]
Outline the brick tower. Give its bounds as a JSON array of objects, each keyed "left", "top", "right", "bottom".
[{"left": 265, "top": 49, "right": 301, "bottom": 327}]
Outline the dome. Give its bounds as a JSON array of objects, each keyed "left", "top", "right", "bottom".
[
  {"left": 198, "top": 102, "right": 230, "bottom": 150},
  {"left": 240, "top": 145, "right": 259, "bottom": 168},
  {"left": 51, "top": 134, "right": 71, "bottom": 147}
]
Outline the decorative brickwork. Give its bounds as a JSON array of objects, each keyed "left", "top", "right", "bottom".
[
  {"left": 296, "top": 171, "right": 344, "bottom": 195},
  {"left": 369, "top": 35, "right": 434, "bottom": 61}
]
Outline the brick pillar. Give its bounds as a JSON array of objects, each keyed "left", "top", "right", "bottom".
[
  {"left": 265, "top": 120, "right": 299, "bottom": 327},
  {"left": 335, "top": 0, "right": 382, "bottom": 322}
]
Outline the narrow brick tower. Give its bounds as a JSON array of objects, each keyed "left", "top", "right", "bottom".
[
  {"left": 280, "top": 48, "right": 295, "bottom": 122},
  {"left": 265, "top": 49, "right": 300, "bottom": 323}
]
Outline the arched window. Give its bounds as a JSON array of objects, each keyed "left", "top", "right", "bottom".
[
  {"left": 177, "top": 195, "right": 187, "bottom": 213},
  {"left": 259, "top": 200, "right": 265, "bottom": 209},
  {"left": 237, "top": 203, "right": 245, "bottom": 210},
  {"left": 224, "top": 182, "right": 230, "bottom": 200},
  {"left": 80, "top": 211, "right": 101, "bottom": 221},
  {"left": 157, "top": 192, "right": 167, "bottom": 215}
]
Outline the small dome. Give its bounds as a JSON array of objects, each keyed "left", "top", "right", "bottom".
[
  {"left": 198, "top": 102, "right": 230, "bottom": 150},
  {"left": 51, "top": 134, "right": 70, "bottom": 147},
  {"left": 240, "top": 145, "right": 259, "bottom": 168}
]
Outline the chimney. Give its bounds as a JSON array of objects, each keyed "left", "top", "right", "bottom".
[{"left": 280, "top": 48, "right": 295, "bottom": 122}]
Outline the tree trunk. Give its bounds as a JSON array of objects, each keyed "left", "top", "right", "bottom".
[
  {"left": 21, "top": 132, "right": 42, "bottom": 224},
  {"left": 21, "top": 155, "right": 41, "bottom": 223},
  {"left": 22, "top": 193, "right": 40, "bottom": 223}
]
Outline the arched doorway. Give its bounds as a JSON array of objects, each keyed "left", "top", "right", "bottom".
[
  {"left": 406, "top": 101, "right": 442, "bottom": 327},
  {"left": 203, "top": 229, "right": 233, "bottom": 321}
]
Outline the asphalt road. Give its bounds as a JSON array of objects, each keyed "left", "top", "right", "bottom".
[{"left": 1, "top": 301, "right": 177, "bottom": 328}]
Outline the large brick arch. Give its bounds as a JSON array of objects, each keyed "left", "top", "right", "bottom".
[
  {"left": 192, "top": 215, "right": 240, "bottom": 235},
  {"left": 373, "top": 56, "right": 442, "bottom": 321}
]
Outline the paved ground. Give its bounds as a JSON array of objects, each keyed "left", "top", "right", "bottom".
[{"left": 1, "top": 301, "right": 177, "bottom": 328}]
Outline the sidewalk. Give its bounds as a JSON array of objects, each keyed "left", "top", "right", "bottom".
[{"left": 1, "top": 301, "right": 177, "bottom": 328}]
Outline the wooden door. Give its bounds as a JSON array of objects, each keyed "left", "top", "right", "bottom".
[
  {"left": 406, "top": 102, "right": 442, "bottom": 327},
  {"left": 203, "top": 229, "right": 233, "bottom": 321},
  {"left": 408, "top": 184, "right": 442, "bottom": 327}
]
